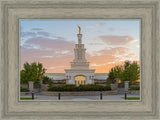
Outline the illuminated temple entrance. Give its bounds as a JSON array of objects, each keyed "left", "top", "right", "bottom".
[{"left": 75, "top": 75, "right": 86, "bottom": 86}]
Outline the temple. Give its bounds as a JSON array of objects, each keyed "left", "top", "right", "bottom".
[{"left": 45, "top": 27, "right": 108, "bottom": 86}]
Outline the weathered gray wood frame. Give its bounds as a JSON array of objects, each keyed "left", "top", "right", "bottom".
[{"left": 0, "top": 0, "right": 159, "bottom": 119}]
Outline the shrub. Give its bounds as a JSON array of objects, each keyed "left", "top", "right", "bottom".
[
  {"left": 47, "top": 84, "right": 111, "bottom": 91},
  {"left": 129, "top": 86, "right": 140, "bottom": 90},
  {"left": 20, "top": 88, "right": 29, "bottom": 92}
]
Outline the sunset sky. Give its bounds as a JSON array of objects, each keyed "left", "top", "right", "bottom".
[{"left": 20, "top": 20, "right": 140, "bottom": 73}]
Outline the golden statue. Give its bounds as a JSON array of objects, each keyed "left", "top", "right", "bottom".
[{"left": 78, "top": 25, "right": 81, "bottom": 34}]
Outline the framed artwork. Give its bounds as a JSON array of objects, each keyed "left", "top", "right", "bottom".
[
  {"left": 20, "top": 20, "right": 140, "bottom": 101},
  {"left": 0, "top": 0, "right": 159, "bottom": 119}
]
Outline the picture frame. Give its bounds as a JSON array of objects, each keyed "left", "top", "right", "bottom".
[{"left": 0, "top": 0, "right": 159, "bottom": 119}]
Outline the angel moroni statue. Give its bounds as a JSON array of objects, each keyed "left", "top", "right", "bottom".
[{"left": 77, "top": 25, "right": 82, "bottom": 44}]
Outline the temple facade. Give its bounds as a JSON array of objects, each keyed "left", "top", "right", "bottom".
[{"left": 45, "top": 27, "right": 108, "bottom": 86}]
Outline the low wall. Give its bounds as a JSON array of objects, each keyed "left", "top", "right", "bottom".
[
  {"left": 20, "top": 91, "right": 42, "bottom": 96},
  {"left": 21, "top": 91, "right": 118, "bottom": 96},
  {"left": 20, "top": 92, "right": 31, "bottom": 96},
  {"left": 20, "top": 84, "right": 28, "bottom": 88},
  {"left": 20, "top": 91, "right": 139, "bottom": 96},
  {"left": 128, "top": 90, "right": 140, "bottom": 95},
  {"left": 40, "top": 91, "right": 118, "bottom": 96}
]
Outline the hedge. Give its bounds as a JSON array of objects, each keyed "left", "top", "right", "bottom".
[
  {"left": 20, "top": 88, "right": 29, "bottom": 92},
  {"left": 129, "top": 86, "right": 140, "bottom": 90},
  {"left": 48, "top": 84, "right": 111, "bottom": 91}
]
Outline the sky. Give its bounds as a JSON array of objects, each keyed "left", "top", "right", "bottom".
[{"left": 20, "top": 20, "right": 140, "bottom": 73}]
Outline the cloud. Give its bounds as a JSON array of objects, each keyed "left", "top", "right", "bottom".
[
  {"left": 31, "top": 28, "right": 43, "bottom": 31},
  {"left": 86, "top": 22, "right": 105, "bottom": 29},
  {"left": 136, "top": 44, "right": 140, "bottom": 48},
  {"left": 90, "top": 63, "right": 106, "bottom": 67},
  {"left": 21, "top": 45, "right": 74, "bottom": 73},
  {"left": 41, "top": 56, "right": 54, "bottom": 58},
  {"left": 21, "top": 42, "right": 138, "bottom": 73},
  {"left": 96, "top": 35, "right": 137, "bottom": 45},
  {"left": 108, "top": 28, "right": 115, "bottom": 32},
  {"left": 20, "top": 35, "right": 76, "bottom": 73},
  {"left": 37, "top": 31, "right": 50, "bottom": 37},
  {"left": 88, "top": 43, "right": 104, "bottom": 45},
  {"left": 85, "top": 46, "right": 135, "bottom": 72},
  {"left": 20, "top": 33, "right": 139, "bottom": 73},
  {"left": 86, "top": 47, "right": 129, "bottom": 65},
  {"left": 86, "top": 26, "right": 95, "bottom": 29},
  {"left": 96, "top": 23, "right": 105, "bottom": 26},
  {"left": 24, "top": 37, "right": 74, "bottom": 51},
  {"left": 21, "top": 32, "right": 36, "bottom": 37}
]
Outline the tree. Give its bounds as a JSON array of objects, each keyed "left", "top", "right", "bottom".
[
  {"left": 43, "top": 76, "right": 54, "bottom": 86},
  {"left": 113, "top": 65, "right": 123, "bottom": 79},
  {"left": 20, "top": 70, "right": 28, "bottom": 84},
  {"left": 20, "top": 62, "right": 46, "bottom": 84},
  {"left": 107, "top": 61, "right": 140, "bottom": 84},
  {"left": 121, "top": 61, "right": 131, "bottom": 82},
  {"left": 128, "top": 61, "right": 139, "bottom": 83},
  {"left": 107, "top": 65, "right": 123, "bottom": 84},
  {"left": 107, "top": 68, "right": 116, "bottom": 84}
]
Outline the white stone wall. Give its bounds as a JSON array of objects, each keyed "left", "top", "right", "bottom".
[
  {"left": 45, "top": 73, "right": 108, "bottom": 84},
  {"left": 95, "top": 73, "right": 108, "bottom": 80},
  {"left": 45, "top": 73, "right": 65, "bottom": 80}
]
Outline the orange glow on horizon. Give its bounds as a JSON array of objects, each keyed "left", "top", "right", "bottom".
[{"left": 43, "top": 61, "right": 140, "bottom": 73}]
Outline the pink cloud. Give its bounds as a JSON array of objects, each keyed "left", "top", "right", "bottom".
[
  {"left": 21, "top": 47, "right": 74, "bottom": 73},
  {"left": 25, "top": 37, "right": 74, "bottom": 51},
  {"left": 21, "top": 36, "right": 75, "bottom": 72},
  {"left": 37, "top": 31, "right": 50, "bottom": 37},
  {"left": 21, "top": 36, "right": 138, "bottom": 73},
  {"left": 97, "top": 35, "right": 136, "bottom": 45}
]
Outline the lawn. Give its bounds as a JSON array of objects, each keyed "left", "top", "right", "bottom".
[
  {"left": 20, "top": 97, "right": 37, "bottom": 100},
  {"left": 121, "top": 97, "right": 140, "bottom": 100}
]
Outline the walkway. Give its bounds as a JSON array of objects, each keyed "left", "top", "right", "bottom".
[{"left": 20, "top": 94, "right": 140, "bottom": 100}]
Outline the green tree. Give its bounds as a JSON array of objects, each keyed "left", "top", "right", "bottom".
[
  {"left": 107, "top": 65, "right": 123, "bottom": 84},
  {"left": 127, "top": 61, "right": 140, "bottom": 83},
  {"left": 107, "top": 68, "right": 116, "bottom": 84},
  {"left": 121, "top": 61, "right": 131, "bottom": 81},
  {"left": 113, "top": 65, "right": 123, "bottom": 79},
  {"left": 20, "top": 70, "right": 28, "bottom": 84},
  {"left": 42, "top": 76, "right": 54, "bottom": 86},
  {"left": 20, "top": 62, "right": 46, "bottom": 84},
  {"left": 107, "top": 61, "right": 140, "bottom": 84},
  {"left": 120, "top": 61, "right": 140, "bottom": 83}
]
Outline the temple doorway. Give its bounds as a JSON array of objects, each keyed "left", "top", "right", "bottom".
[{"left": 75, "top": 75, "right": 86, "bottom": 86}]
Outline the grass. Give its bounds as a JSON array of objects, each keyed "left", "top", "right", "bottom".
[
  {"left": 121, "top": 97, "right": 140, "bottom": 100},
  {"left": 20, "top": 97, "right": 37, "bottom": 100}
]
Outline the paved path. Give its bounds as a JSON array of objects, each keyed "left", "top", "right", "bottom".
[{"left": 20, "top": 94, "right": 140, "bottom": 100}]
